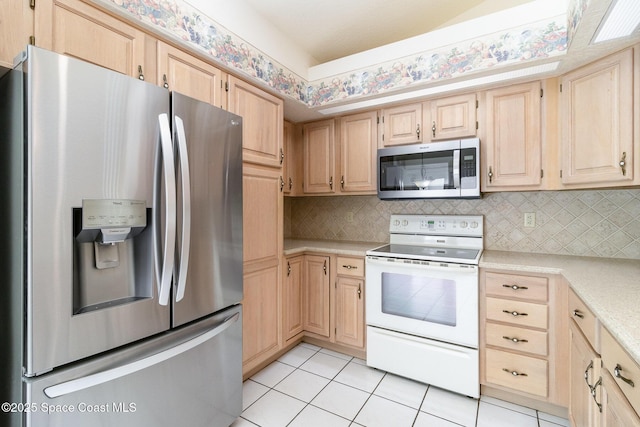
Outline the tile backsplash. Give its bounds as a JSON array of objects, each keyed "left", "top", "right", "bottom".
[{"left": 285, "top": 189, "right": 640, "bottom": 260}]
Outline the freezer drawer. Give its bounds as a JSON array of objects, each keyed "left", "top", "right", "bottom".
[{"left": 24, "top": 305, "right": 242, "bottom": 427}]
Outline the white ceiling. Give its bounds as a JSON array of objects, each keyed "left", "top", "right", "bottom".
[{"left": 242, "top": 0, "right": 534, "bottom": 64}]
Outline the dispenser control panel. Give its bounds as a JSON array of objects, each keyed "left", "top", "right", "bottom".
[{"left": 82, "top": 199, "right": 147, "bottom": 229}]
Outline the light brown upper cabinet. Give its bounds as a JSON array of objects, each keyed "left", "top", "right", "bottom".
[
  {"left": 303, "top": 119, "right": 336, "bottom": 194},
  {"left": 35, "top": 0, "right": 154, "bottom": 80},
  {"left": 380, "top": 103, "right": 423, "bottom": 147},
  {"left": 560, "top": 47, "right": 638, "bottom": 188},
  {"left": 1, "top": 1, "right": 32, "bottom": 68},
  {"left": 283, "top": 120, "right": 303, "bottom": 195},
  {"left": 426, "top": 93, "right": 478, "bottom": 141},
  {"left": 228, "top": 75, "right": 284, "bottom": 168},
  {"left": 157, "top": 41, "right": 226, "bottom": 109},
  {"left": 481, "top": 81, "right": 542, "bottom": 191},
  {"left": 339, "top": 111, "right": 378, "bottom": 194}
]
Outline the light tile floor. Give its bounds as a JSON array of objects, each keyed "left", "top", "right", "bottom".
[{"left": 232, "top": 343, "right": 570, "bottom": 427}]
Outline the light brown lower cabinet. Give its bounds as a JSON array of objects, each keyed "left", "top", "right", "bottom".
[
  {"left": 281, "top": 253, "right": 366, "bottom": 354},
  {"left": 568, "top": 287, "right": 640, "bottom": 426},
  {"left": 480, "top": 269, "right": 568, "bottom": 413},
  {"left": 282, "top": 255, "right": 304, "bottom": 343}
]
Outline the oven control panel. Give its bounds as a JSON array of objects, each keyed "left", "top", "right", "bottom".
[{"left": 389, "top": 214, "right": 483, "bottom": 236}]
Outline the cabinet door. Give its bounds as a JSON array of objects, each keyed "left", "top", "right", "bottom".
[
  {"left": 242, "top": 163, "right": 282, "bottom": 374},
  {"left": 570, "top": 322, "right": 602, "bottom": 427},
  {"left": 36, "top": 0, "right": 151, "bottom": 79},
  {"left": 242, "top": 264, "right": 280, "bottom": 372},
  {"left": 1, "top": 0, "right": 32, "bottom": 68},
  {"left": 242, "top": 164, "right": 283, "bottom": 266},
  {"left": 339, "top": 111, "right": 377, "bottom": 193},
  {"left": 427, "top": 93, "right": 477, "bottom": 140},
  {"left": 283, "top": 121, "right": 303, "bottom": 195},
  {"left": 602, "top": 369, "right": 640, "bottom": 427},
  {"left": 158, "top": 41, "right": 225, "bottom": 108},
  {"left": 560, "top": 48, "right": 634, "bottom": 187},
  {"left": 304, "top": 255, "right": 330, "bottom": 337},
  {"left": 380, "top": 103, "right": 422, "bottom": 146},
  {"left": 228, "top": 75, "right": 284, "bottom": 167},
  {"left": 303, "top": 120, "right": 335, "bottom": 194},
  {"left": 482, "top": 82, "right": 542, "bottom": 190},
  {"left": 283, "top": 256, "right": 304, "bottom": 342},
  {"left": 335, "top": 276, "right": 364, "bottom": 349}
]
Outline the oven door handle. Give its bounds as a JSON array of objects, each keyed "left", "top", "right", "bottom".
[{"left": 365, "top": 256, "right": 478, "bottom": 273}]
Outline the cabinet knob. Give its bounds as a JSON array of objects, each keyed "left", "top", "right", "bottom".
[
  {"left": 432, "top": 121, "right": 436, "bottom": 138},
  {"left": 280, "top": 176, "right": 285, "bottom": 192},
  {"left": 572, "top": 309, "right": 584, "bottom": 319},
  {"left": 287, "top": 261, "right": 291, "bottom": 277},
  {"left": 416, "top": 123, "right": 421, "bottom": 139},
  {"left": 329, "top": 176, "right": 333, "bottom": 190},
  {"left": 357, "top": 283, "right": 362, "bottom": 299},
  {"left": 280, "top": 148, "right": 285, "bottom": 165},
  {"left": 488, "top": 166, "right": 493, "bottom": 183},
  {"left": 323, "top": 260, "right": 327, "bottom": 275},
  {"left": 162, "top": 74, "right": 169, "bottom": 89},
  {"left": 289, "top": 177, "right": 293, "bottom": 190},
  {"left": 620, "top": 152, "right": 627, "bottom": 176},
  {"left": 137, "top": 65, "right": 145, "bottom": 81},
  {"left": 341, "top": 176, "right": 345, "bottom": 189},
  {"left": 342, "top": 264, "right": 358, "bottom": 270}
]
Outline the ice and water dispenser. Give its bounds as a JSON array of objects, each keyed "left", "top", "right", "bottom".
[{"left": 73, "top": 199, "right": 153, "bottom": 314}]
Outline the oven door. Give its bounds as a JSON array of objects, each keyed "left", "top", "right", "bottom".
[{"left": 365, "top": 255, "right": 478, "bottom": 348}]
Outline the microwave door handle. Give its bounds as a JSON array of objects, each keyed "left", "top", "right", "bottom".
[
  {"left": 155, "top": 113, "right": 177, "bottom": 306},
  {"left": 174, "top": 116, "right": 191, "bottom": 302},
  {"left": 453, "top": 149, "right": 461, "bottom": 189}
]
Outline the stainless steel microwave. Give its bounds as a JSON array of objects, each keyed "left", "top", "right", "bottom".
[{"left": 377, "top": 138, "right": 480, "bottom": 199}]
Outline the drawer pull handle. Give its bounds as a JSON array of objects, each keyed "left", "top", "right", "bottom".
[
  {"left": 503, "top": 284, "right": 528, "bottom": 291},
  {"left": 503, "top": 336, "right": 528, "bottom": 344},
  {"left": 342, "top": 265, "right": 358, "bottom": 270},
  {"left": 503, "top": 310, "right": 528, "bottom": 317},
  {"left": 614, "top": 364, "right": 635, "bottom": 387},
  {"left": 573, "top": 309, "right": 584, "bottom": 319},
  {"left": 502, "top": 368, "right": 528, "bottom": 377}
]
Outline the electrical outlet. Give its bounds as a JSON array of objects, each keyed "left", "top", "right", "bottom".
[
  {"left": 524, "top": 212, "right": 536, "bottom": 228},
  {"left": 346, "top": 211, "right": 354, "bottom": 223}
]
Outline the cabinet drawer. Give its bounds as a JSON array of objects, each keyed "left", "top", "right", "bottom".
[
  {"left": 601, "top": 326, "right": 640, "bottom": 415},
  {"left": 336, "top": 256, "right": 364, "bottom": 278},
  {"left": 486, "top": 297, "right": 548, "bottom": 329},
  {"left": 569, "top": 288, "right": 599, "bottom": 352},
  {"left": 485, "top": 348, "right": 548, "bottom": 397},
  {"left": 485, "top": 272, "right": 548, "bottom": 302},
  {"left": 486, "top": 323, "right": 548, "bottom": 356}
]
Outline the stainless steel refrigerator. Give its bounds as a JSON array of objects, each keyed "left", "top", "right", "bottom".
[{"left": 0, "top": 46, "right": 243, "bottom": 427}]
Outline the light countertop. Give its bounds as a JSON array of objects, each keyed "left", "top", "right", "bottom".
[
  {"left": 284, "top": 239, "right": 640, "bottom": 366},
  {"left": 284, "top": 239, "right": 382, "bottom": 257},
  {"left": 481, "top": 250, "right": 640, "bottom": 366}
]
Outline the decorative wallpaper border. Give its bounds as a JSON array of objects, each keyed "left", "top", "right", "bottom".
[
  {"left": 568, "top": 0, "right": 590, "bottom": 47},
  {"left": 99, "top": 0, "right": 570, "bottom": 108}
]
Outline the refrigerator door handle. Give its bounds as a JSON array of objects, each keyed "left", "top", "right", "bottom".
[
  {"left": 174, "top": 116, "right": 191, "bottom": 302},
  {"left": 43, "top": 312, "right": 240, "bottom": 398},
  {"left": 155, "top": 113, "right": 177, "bottom": 306}
]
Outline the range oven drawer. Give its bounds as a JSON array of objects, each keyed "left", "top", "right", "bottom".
[{"left": 366, "top": 326, "right": 479, "bottom": 398}]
